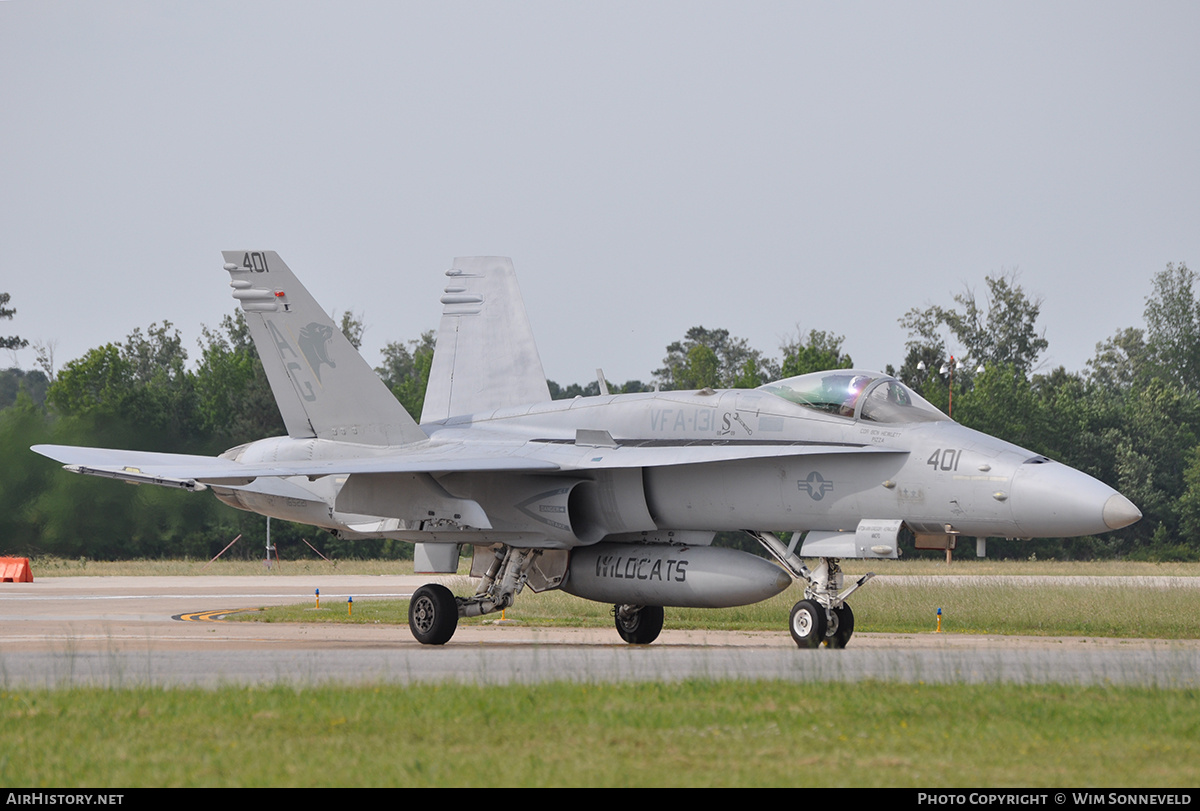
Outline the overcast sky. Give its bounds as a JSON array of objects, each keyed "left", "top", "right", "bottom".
[{"left": 2, "top": 1, "right": 1197, "bottom": 388}]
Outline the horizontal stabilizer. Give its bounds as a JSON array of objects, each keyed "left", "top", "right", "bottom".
[{"left": 336, "top": 472, "right": 491, "bottom": 527}]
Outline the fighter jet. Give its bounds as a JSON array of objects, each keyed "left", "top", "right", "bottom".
[{"left": 32, "top": 252, "right": 1142, "bottom": 648}]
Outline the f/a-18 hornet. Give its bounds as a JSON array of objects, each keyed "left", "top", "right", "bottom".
[{"left": 33, "top": 252, "right": 1142, "bottom": 647}]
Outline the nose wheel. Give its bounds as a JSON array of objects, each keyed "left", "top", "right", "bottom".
[
  {"left": 788, "top": 600, "right": 855, "bottom": 648},
  {"left": 824, "top": 604, "right": 855, "bottom": 649},
  {"left": 789, "top": 599, "right": 826, "bottom": 648}
]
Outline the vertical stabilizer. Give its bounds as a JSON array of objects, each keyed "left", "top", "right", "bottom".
[
  {"left": 222, "top": 251, "right": 427, "bottom": 446},
  {"left": 421, "top": 257, "right": 551, "bottom": 423}
]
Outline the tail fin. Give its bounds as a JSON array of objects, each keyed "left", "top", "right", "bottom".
[
  {"left": 222, "top": 251, "right": 426, "bottom": 446},
  {"left": 420, "top": 257, "right": 551, "bottom": 423}
]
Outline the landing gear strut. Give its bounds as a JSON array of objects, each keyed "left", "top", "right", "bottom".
[
  {"left": 746, "top": 530, "right": 875, "bottom": 649},
  {"left": 407, "top": 545, "right": 542, "bottom": 645}
]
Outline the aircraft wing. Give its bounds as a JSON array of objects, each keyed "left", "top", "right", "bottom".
[
  {"left": 30, "top": 445, "right": 245, "bottom": 490},
  {"left": 30, "top": 443, "right": 559, "bottom": 488},
  {"left": 33, "top": 439, "right": 903, "bottom": 489}
]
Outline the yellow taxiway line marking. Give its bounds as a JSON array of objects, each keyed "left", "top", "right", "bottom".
[{"left": 174, "top": 608, "right": 262, "bottom": 622}]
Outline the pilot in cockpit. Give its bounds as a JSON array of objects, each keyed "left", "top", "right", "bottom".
[{"left": 839, "top": 374, "right": 873, "bottom": 417}]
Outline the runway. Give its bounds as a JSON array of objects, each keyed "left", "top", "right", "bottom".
[{"left": 1, "top": 575, "right": 1197, "bottom": 688}]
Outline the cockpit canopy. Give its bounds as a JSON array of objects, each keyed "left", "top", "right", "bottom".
[{"left": 757, "top": 370, "right": 949, "bottom": 424}]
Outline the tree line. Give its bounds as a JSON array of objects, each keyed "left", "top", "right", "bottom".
[{"left": 1, "top": 263, "right": 1197, "bottom": 561}]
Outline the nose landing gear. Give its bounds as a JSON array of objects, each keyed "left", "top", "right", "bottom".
[{"left": 747, "top": 530, "right": 874, "bottom": 649}]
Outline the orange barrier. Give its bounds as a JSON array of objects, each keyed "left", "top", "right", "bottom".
[{"left": 0, "top": 557, "right": 33, "bottom": 582}]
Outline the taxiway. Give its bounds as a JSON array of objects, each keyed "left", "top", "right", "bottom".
[{"left": 1, "top": 575, "right": 1196, "bottom": 688}]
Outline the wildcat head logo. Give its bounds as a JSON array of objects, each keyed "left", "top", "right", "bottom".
[{"left": 298, "top": 323, "right": 336, "bottom": 381}]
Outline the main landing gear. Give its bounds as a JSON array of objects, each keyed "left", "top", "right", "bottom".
[
  {"left": 746, "top": 530, "right": 874, "bottom": 649},
  {"left": 407, "top": 545, "right": 543, "bottom": 645},
  {"left": 613, "top": 604, "right": 664, "bottom": 645},
  {"left": 408, "top": 584, "right": 458, "bottom": 645}
]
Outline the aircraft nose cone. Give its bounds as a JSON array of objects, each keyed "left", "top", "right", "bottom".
[
  {"left": 1103, "top": 493, "right": 1142, "bottom": 530},
  {"left": 1011, "top": 462, "right": 1140, "bottom": 537}
]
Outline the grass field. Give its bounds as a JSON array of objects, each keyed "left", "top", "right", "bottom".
[
  {"left": 3, "top": 681, "right": 1199, "bottom": 787},
  {"left": 240, "top": 568, "right": 1200, "bottom": 640}
]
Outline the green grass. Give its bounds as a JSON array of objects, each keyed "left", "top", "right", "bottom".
[
  {"left": 3, "top": 681, "right": 1197, "bottom": 787},
  {"left": 244, "top": 576, "right": 1200, "bottom": 639}
]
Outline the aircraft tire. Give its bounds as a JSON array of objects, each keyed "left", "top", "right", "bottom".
[
  {"left": 824, "top": 604, "right": 854, "bottom": 649},
  {"left": 409, "top": 584, "right": 458, "bottom": 645},
  {"left": 789, "top": 599, "right": 827, "bottom": 649},
  {"left": 614, "top": 604, "right": 664, "bottom": 645}
]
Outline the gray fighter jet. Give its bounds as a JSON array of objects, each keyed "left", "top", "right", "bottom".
[{"left": 32, "top": 252, "right": 1142, "bottom": 647}]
